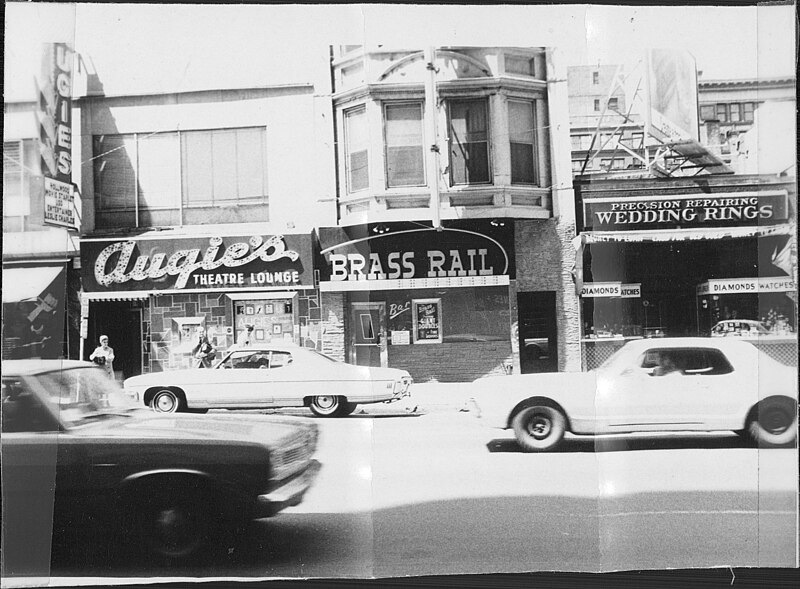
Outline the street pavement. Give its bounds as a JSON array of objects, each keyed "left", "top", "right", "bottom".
[{"left": 44, "top": 402, "right": 798, "bottom": 582}]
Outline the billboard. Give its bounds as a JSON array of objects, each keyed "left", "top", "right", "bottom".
[{"left": 645, "top": 49, "right": 699, "bottom": 143}]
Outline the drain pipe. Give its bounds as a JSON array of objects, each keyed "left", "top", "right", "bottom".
[{"left": 424, "top": 46, "right": 442, "bottom": 231}]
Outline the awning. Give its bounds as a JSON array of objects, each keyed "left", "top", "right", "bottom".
[
  {"left": 319, "top": 275, "right": 510, "bottom": 292},
  {"left": 82, "top": 291, "right": 150, "bottom": 302},
  {"left": 226, "top": 291, "right": 299, "bottom": 301},
  {"left": 579, "top": 224, "right": 794, "bottom": 245},
  {"left": 2, "top": 266, "right": 64, "bottom": 303}
]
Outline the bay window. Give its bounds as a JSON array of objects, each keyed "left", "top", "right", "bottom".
[
  {"left": 384, "top": 103, "right": 425, "bottom": 187},
  {"left": 448, "top": 99, "right": 490, "bottom": 185}
]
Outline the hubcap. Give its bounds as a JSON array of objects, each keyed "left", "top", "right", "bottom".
[
  {"left": 151, "top": 506, "right": 198, "bottom": 556},
  {"left": 762, "top": 408, "right": 790, "bottom": 435},
  {"left": 528, "top": 415, "right": 552, "bottom": 439},
  {"left": 315, "top": 396, "right": 336, "bottom": 410},
  {"left": 155, "top": 393, "right": 176, "bottom": 412}
]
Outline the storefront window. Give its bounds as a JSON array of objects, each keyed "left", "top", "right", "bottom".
[{"left": 383, "top": 287, "right": 509, "bottom": 346}]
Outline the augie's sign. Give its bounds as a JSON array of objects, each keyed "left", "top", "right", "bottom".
[{"left": 81, "top": 234, "right": 313, "bottom": 292}]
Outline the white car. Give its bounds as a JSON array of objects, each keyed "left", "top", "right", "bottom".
[
  {"left": 469, "top": 338, "right": 797, "bottom": 452},
  {"left": 124, "top": 344, "right": 412, "bottom": 417}
]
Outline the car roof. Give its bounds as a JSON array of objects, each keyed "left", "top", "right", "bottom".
[
  {"left": 226, "top": 343, "right": 309, "bottom": 353},
  {"left": 623, "top": 337, "right": 757, "bottom": 353},
  {"left": 2, "top": 359, "right": 95, "bottom": 377}
]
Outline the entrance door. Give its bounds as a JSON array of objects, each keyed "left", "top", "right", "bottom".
[
  {"left": 350, "top": 303, "right": 386, "bottom": 367},
  {"left": 517, "top": 292, "right": 558, "bottom": 373},
  {"left": 90, "top": 304, "right": 143, "bottom": 380}
]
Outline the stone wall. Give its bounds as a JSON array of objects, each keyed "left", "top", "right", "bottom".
[{"left": 320, "top": 291, "right": 346, "bottom": 361}]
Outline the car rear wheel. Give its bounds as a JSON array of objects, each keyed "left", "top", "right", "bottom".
[
  {"left": 150, "top": 389, "right": 183, "bottom": 413},
  {"left": 512, "top": 405, "right": 566, "bottom": 452},
  {"left": 309, "top": 395, "right": 343, "bottom": 417},
  {"left": 747, "top": 397, "right": 797, "bottom": 447}
]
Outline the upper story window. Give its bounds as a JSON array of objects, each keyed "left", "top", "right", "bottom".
[
  {"left": 448, "top": 99, "right": 490, "bottom": 185},
  {"left": 700, "top": 105, "right": 716, "bottom": 120},
  {"left": 508, "top": 100, "right": 537, "bottom": 185},
  {"left": 593, "top": 99, "right": 600, "bottom": 112},
  {"left": 94, "top": 127, "right": 268, "bottom": 212},
  {"left": 3, "top": 140, "right": 30, "bottom": 218},
  {"left": 384, "top": 102, "right": 425, "bottom": 188},
  {"left": 592, "top": 71, "right": 600, "bottom": 85},
  {"left": 344, "top": 107, "right": 369, "bottom": 193},
  {"left": 607, "top": 97, "right": 619, "bottom": 110},
  {"left": 181, "top": 127, "right": 267, "bottom": 206},
  {"left": 701, "top": 102, "right": 756, "bottom": 124}
]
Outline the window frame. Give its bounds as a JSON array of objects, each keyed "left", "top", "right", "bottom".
[
  {"left": 447, "top": 97, "right": 492, "bottom": 186},
  {"left": 93, "top": 126, "right": 269, "bottom": 215},
  {"left": 343, "top": 106, "right": 369, "bottom": 193},
  {"left": 508, "top": 98, "right": 538, "bottom": 186},
  {"left": 382, "top": 101, "right": 427, "bottom": 189}
]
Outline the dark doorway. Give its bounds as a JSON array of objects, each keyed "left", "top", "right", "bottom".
[
  {"left": 517, "top": 291, "right": 558, "bottom": 373},
  {"left": 89, "top": 303, "right": 143, "bottom": 380}
]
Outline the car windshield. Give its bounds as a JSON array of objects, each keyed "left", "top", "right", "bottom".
[{"left": 34, "top": 366, "right": 140, "bottom": 427}]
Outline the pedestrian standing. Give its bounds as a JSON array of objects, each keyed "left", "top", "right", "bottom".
[
  {"left": 192, "top": 327, "right": 215, "bottom": 368},
  {"left": 236, "top": 324, "right": 254, "bottom": 348},
  {"left": 89, "top": 335, "right": 115, "bottom": 380}
]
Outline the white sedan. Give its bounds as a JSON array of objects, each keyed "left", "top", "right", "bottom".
[
  {"left": 124, "top": 344, "right": 413, "bottom": 417},
  {"left": 469, "top": 338, "right": 797, "bottom": 451}
]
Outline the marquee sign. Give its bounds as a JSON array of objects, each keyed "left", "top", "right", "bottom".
[
  {"left": 317, "top": 222, "right": 515, "bottom": 291},
  {"left": 582, "top": 191, "right": 789, "bottom": 231},
  {"left": 81, "top": 234, "right": 313, "bottom": 293}
]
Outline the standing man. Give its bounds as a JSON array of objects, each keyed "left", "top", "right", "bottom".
[{"left": 89, "top": 335, "right": 115, "bottom": 380}]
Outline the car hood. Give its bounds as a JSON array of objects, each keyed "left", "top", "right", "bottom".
[
  {"left": 124, "top": 369, "right": 206, "bottom": 388},
  {"left": 72, "top": 411, "right": 316, "bottom": 446}
]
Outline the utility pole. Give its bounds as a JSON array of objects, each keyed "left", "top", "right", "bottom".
[{"left": 424, "top": 46, "right": 442, "bottom": 230}]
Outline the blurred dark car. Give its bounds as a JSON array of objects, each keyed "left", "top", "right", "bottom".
[{"left": 1, "top": 360, "right": 320, "bottom": 575}]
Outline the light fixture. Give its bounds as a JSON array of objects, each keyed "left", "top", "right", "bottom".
[
  {"left": 490, "top": 219, "right": 505, "bottom": 227},
  {"left": 372, "top": 223, "right": 390, "bottom": 234}
]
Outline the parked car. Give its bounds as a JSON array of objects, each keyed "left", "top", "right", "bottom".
[
  {"left": 1, "top": 360, "right": 320, "bottom": 570},
  {"left": 124, "top": 343, "right": 413, "bottom": 417},
  {"left": 711, "top": 319, "right": 771, "bottom": 338},
  {"left": 468, "top": 338, "right": 797, "bottom": 452}
]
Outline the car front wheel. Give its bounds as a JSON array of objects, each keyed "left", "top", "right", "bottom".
[
  {"left": 309, "top": 395, "right": 343, "bottom": 417},
  {"left": 512, "top": 405, "right": 566, "bottom": 452},
  {"left": 135, "top": 488, "right": 211, "bottom": 561},
  {"left": 150, "top": 389, "right": 183, "bottom": 413},
  {"left": 747, "top": 397, "right": 797, "bottom": 447}
]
